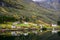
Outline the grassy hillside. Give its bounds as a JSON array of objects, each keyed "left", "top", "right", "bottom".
[{"left": 0, "top": 0, "right": 59, "bottom": 24}]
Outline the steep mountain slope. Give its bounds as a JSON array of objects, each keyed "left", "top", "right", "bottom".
[
  {"left": 0, "top": 0, "right": 59, "bottom": 24},
  {"left": 32, "top": 0, "right": 60, "bottom": 11}
]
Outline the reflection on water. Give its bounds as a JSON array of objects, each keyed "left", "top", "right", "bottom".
[
  {"left": 23, "top": 33, "right": 28, "bottom": 36},
  {"left": 0, "top": 31, "right": 39, "bottom": 36},
  {"left": 11, "top": 32, "right": 17, "bottom": 36},
  {"left": 0, "top": 30, "right": 60, "bottom": 36},
  {"left": 52, "top": 30, "right": 58, "bottom": 34},
  {"left": 40, "top": 30, "right": 43, "bottom": 32},
  {"left": 51, "top": 28, "right": 59, "bottom": 34},
  {"left": 0, "top": 30, "right": 60, "bottom": 40}
]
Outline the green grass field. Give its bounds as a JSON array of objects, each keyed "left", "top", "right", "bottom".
[{"left": 0, "top": 22, "right": 60, "bottom": 30}]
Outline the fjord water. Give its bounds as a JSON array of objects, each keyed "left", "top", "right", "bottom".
[{"left": 0, "top": 30, "right": 60, "bottom": 40}]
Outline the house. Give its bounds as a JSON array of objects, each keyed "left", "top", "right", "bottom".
[
  {"left": 13, "top": 21, "right": 20, "bottom": 25},
  {"left": 32, "top": 24, "right": 37, "bottom": 26},
  {"left": 51, "top": 24, "right": 58, "bottom": 27},
  {"left": 24, "top": 22, "right": 29, "bottom": 24},
  {"left": 16, "top": 26, "right": 21, "bottom": 29},
  {"left": 11, "top": 25, "right": 16, "bottom": 29},
  {"left": 39, "top": 24, "right": 44, "bottom": 29}
]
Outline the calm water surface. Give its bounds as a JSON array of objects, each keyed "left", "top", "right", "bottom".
[{"left": 0, "top": 30, "right": 60, "bottom": 40}]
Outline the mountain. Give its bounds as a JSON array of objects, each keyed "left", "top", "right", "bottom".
[
  {"left": 32, "top": 0, "right": 60, "bottom": 11},
  {"left": 0, "top": 0, "right": 59, "bottom": 24}
]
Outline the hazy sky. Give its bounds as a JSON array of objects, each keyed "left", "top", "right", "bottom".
[{"left": 32, "top": 0, "right": 46, "bottom": 2}]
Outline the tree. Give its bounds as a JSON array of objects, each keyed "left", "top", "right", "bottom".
[{"left": 25, "top": 17, "right": 29, "bottom": 22}]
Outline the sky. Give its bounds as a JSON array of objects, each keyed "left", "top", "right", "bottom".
[{"left": 32, "top": 0, "right": 46, "bottom": 2}]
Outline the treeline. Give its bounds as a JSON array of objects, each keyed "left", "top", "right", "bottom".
[
  {"left": 0, "top": 15, "right": 17, "bottom": 23},
  {"left": 0, "top": 15, "right": 37, "bottom": 23}
]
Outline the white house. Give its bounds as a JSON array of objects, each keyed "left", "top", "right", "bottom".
[
  {"left": 13, "top": 21, "right": 20, "bottom": 25},
  {"left": 52, "top": 24, "right": 57, "bottom": 27},
  {"left": 17, "top": 27, "right": 21, "bottom": 29},
  {"left": 24, "top": 22, "right": 28, "bottom": 24},
  {"left": 32, "top": 24, "right": 37, "bottom": 26},
  {"left": 11, "top": 25, "right": 16, "bottom": 29},
  {"left": 39, "top": 24, "right": 43, "bottom": 28}
]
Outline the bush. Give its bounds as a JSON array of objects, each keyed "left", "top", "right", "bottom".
[{"left": 42, "top": 27, "right": 47, "bottom": 31}]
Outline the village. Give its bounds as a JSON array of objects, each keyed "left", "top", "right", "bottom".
[{"left": 0, "top": 21, "right": 60, "bottom": 35}]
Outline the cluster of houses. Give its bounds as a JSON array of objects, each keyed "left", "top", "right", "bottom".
[
  {"left": 11, "top": 21, "right": 58, "bottom": 28},
  {"left": 1, "top": 21, "right": 58, "bottom": 34},
  {"left": 11, "top": 22, "right": 38, "bottom": 29}
]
